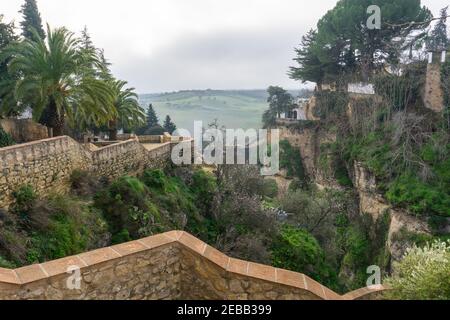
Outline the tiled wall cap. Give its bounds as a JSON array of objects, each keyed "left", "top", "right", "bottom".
[
  {"left": 139, "top": 232, "right": 178, "bottom": 249},
  {"left": 342, "top": 285, "right": 388, "bottom": 300},
  {"left": 0, "top": 268, "right": 20, "bottom": 285},
  {"left": 15, "top": 264, "right": 48, "bottom": 284},
  {"left": 178, "top": 232, "right": 207, "bottom": 255},
  {"left": 110, "top": 241, "right": 149, "bottom": 257},
  {"left": 78, "top": 247, "right": 121, "bottom": 267},
  {"left": 203, "top": 245, "right": 229, "bottom": 269},
  {"left": 40, "top": 256, "right": 88, "bottom": 278}
]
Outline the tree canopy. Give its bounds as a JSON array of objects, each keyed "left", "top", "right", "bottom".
[
  {"left": 107, "top": 80, "right": 145, "bottom": 140},
  {"left": 262, "top": 86, "right": 294, "bottom": 128},
  {"left": 291, "top": 0, "right": 433, "bottom": 84},
  {"left": 1, "top": 25, "right": 116, "bottom": 136},
  {"left": 146, "top": 104, "right": 159, "bottom": 128},
  {"left": 0, "top": 16, "right": 19, "bottom": 116},
  {"left": 20, "top": 0, "right": 45, "bottom": 41},
  {"left": 163, "top": 115, "right": 177, "bottom": 134}
]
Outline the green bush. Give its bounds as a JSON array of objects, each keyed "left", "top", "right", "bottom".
[
  {"left": 25, "top": 195, "right": 109, "bottom": 264},
  {"left": 271, "top": 225, "right": 336, "bottom": 287},
  {"left": 0, "top": 255, "right": 15, "bottom": 268},
  {"left": 262, "top": 179, "right": 278, "bottom": 198},
  {"left": 141, "top": 169, "right": 167, "bottom": 190},
  {"left": 12, "top": 185, "right": 37, "bottom": 222},
  {"left": 190, "top": 170, "right": 217, "bottom": 215},
  {"left": 385, "top": 240, "right": 450, "bottom": 300},
  {"left": 386, "top": 173, "right": 450, "bottom": 217},
  {"left": 0, "top": 125, "right": 14, "bottom": 148},
  {"left": 95, "top": 171, "right": 207, "bottom": 243},
  {"left": 94, "top": 176, "right": 161, "bottom": 241},
  {"left": 279, "top": 140, "right": 307, "bottom": 184}
]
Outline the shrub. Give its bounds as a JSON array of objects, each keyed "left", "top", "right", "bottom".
[
  {"left": 386, "top": 173, "right": 450, "bottom": 216},
  {"left": 384, "top": 241, "right": 450, "bottom": 300},
  {"left": 70, "top": 170, "right": 101, "bottom": 196},
  {"left": 262, "top": 179, "right": 278, "bottom": 198},
  {"left": 190, "top": 169, "right": 217, "bottom": 215},
  {"left": 271, "top": 225, "right": 335, "bottom": 287},
  {"left": 94, "top": 176, "right": 161, "bottom": 241},
  {"left": 0, "top": 125, "right": 14, "bottom": 148},
  {"left": 12, "top": 185, "right": 37, "bottom": 222},
  {"left": 141, "top": 169, "right": 167, "bottom": 190},
  {"left": 279, "top": 140, "right": 307, "bottom": 183},
  {"left": 25, "top": 195, "right": 109, "bottom": 263},
  {"left": 0, "top": 255, "right": 15, "bottom": 268}
]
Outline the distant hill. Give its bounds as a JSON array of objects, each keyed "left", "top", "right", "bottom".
[{"left": 139, "top": 89, "right": 311, "bottom": 133}]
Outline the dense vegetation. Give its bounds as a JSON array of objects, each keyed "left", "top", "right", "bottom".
[
  {"left": 0, "top": 163, "right": 378, "bottom": 293},
  {"left": 0, "top": 124, "right": 14, "bottom": 147},
  {"left": 385, "top": 240, "right": 450, "bottom": 300},
  {"left": 272, "top": 0, "right": 450, "bottom": 298},
  {"left": 0, "top": 1, "right": 145, "bottom": 138},
  {"left": 0, "top": 0, "right": 449, "bottom": 300}
]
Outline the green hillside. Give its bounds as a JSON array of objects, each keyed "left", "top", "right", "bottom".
[{"left": 139, "top": 89, "right": 310, "bottom": 133}]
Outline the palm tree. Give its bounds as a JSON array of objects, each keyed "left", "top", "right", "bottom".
[
  {"left": 1, "top": 25, "right": 115, "bottom": 136},
  {"left": 108, "top": 80, "right": 145, "bottom": 140}
]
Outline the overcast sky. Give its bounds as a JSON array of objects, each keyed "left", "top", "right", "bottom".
[{"left": 2, "top": 0, "right": 449, "bottom": 93}]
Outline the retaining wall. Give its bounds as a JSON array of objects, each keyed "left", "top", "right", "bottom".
[
  {"left": 0, "top": 231, "right": 386, "bottom": 300},
  {"left": 0, "top": 136, "right": 178, "bottom": 208}
]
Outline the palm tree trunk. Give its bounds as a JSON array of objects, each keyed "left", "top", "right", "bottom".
[
  {"left": 109, "top": 119, "right": 118, "bottom": 141},
  {"left": 39, "top": 98, "right": 65, "bottom": 137}
]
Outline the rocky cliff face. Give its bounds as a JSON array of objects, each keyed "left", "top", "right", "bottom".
[
  {"left": 278, "top": 125, "right": 341, "bottom": 189},
  {"left": 276, "top": 97, "right": 431, "bottom": 265},
  {"left": 351, "top": 162, "right": 430, "bottom": 262}
]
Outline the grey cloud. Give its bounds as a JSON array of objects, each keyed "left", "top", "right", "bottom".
[{"left": 112, "top": 26, "right": 308, "bottom": 93}]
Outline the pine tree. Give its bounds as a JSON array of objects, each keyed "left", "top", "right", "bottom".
[
  {"left": 20, "top": 0, "right": 45, "bottom": 41},
  {"left": 427, "top": 6, "right": 448, "bottom": 52},
  {"left": 163, "top": 115, "right": 177, "bottom": 134},
  {"left": 146, "top": 104, "right": 159, "bottom": 128},
  {"left": 289, "top": 29, "right": 325, "bottom": 86}
]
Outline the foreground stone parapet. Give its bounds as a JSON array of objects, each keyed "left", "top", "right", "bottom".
[{"left": 0, "top": 231, "right": 386, "bottom": 300}]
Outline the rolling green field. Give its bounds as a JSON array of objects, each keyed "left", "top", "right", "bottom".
[{"left": 139, "top": 89, "right": 309, "bottom": 133}]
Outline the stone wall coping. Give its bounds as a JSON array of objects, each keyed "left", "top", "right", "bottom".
[
  {"left": 0, "top": 230, "right": 387, "bottom": 300},
  {"left": 0, "top": 136, "right": 71, "bottom": 154},
  {"left": 341, "top": 285, "right": 389, "bottom": 300}
]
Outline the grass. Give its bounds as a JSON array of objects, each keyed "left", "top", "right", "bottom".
[{"left": 139, "top": 89, "right": 306, "bottom": 132}]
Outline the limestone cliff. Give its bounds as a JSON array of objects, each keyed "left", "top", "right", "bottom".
[
  {"left": 275, "top": 94, "right": 433, "bottom": 266},
  {"left": 351, "top": 162, "right": 430, "bottom": 262}
]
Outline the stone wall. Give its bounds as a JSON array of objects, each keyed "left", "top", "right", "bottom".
[
  {"left": 0, "top": 137, "right": 91, "bottom": 208},
  {"left": 91, "top": 140, "right": 172, "bottom": 179},
  {"left": 0, "top": 136, "right": 179, "bottom": 208},
  {"left": 0, "top": 118, "right": 49, "bottom": 143},
  {"left": 423, "top": 63, "right": 444, "bottom": 113},
  {"left": 0, "top": 231, "right": 386, "bottom": 300},
  {"left": 277, "top": 125, "right": 339, "bottom": 188}
]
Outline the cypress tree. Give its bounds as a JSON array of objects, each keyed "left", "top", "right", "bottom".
[
  {"left": 146, "top": 104, "right": 159, "bottom": 128},
  {"left": 163, "top": 115, "right": 177, "bottom": 134},
  {"left": 20, "top": 0, "right": 45, "bottom": 41}
]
